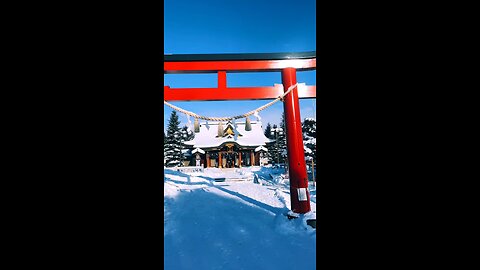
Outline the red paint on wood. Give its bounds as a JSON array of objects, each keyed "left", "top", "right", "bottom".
[
  {"left": 282, "top": 68, "right": 311, "bottom": 214},
  {"left": 164, "top": 58, "right": 316, "bottom": 74},
  {"left": 218, "top": 71, "right": 227, "bottom": 89}
]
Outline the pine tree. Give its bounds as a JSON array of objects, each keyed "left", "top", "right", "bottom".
[
  {"left": 277, "top": 112, "right": 288, "bottom": 164},
  {"left": 264, "top": 123, "right": 272, "bottom": 139},
  {"left": 181, "top": 125, "right": 195, "bottom": 142},
  {"left": 163, "top": 131, "right": 167, "bottom": 165},
  {"left": 268, "top": 124, "right": 281, "bottom": 165},
  {"left": 164, "top": 111, "right": 184, "bottom": 167},
  {"left": 264, "top": 123, "right": 275, "bottom": 164},
  {"left": 302, "top": 117, "right": 316, "bottom": 165}
]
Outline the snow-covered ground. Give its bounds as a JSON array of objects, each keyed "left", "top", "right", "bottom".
[{"left": 164, "top": 166, "right": 316, "bottom": 270}]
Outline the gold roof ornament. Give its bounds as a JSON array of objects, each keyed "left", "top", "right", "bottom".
[{"left": 226, "top": 126, "right": 235, "bottom": 135}]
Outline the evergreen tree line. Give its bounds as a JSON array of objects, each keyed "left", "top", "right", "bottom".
[
  {"left": 264, "top": 112, "right": 287, "bottom": 165},
  {"left": 264, "top": 112, "right": 316, "bottom": 166},
  {"left": 164, "top": 111, "right": 194, "bottom": 167}
]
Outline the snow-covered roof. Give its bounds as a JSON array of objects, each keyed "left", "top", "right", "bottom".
[
  {"left": 192, "top": 148, "right": 205, "bottom": 154},
  {"left": 181, "top": 149, "right": 192, "bottom": 156},
  {"left": 184, "top": 121, "right": 275, "bottom": 148},
  {"left": 255, "top": 146, "right": 268, "bottom": 152}
]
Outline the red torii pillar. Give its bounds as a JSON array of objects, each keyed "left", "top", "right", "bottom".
[
  {"left": 282, "top": 68, "right": 310, "bottom": 213},
  {"left": 164, "top": 52, "right": 316, "bottom": 214}
]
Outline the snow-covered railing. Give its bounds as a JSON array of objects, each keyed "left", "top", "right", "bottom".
[{"left": 173, "top": 166, "right": 204, "bottom": 173}]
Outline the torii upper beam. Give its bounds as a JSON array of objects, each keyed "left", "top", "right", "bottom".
[{"left": 164, "top": 52, "right": 316, "bottom": 101}]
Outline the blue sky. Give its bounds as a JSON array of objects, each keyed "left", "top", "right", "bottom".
[{"left": 164, "top": 0, "right": 316, "bottom": 131}]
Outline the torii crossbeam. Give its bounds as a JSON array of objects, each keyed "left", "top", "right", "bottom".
[{"left": 164, "top": 52, "right": 316, "bottom": 214}]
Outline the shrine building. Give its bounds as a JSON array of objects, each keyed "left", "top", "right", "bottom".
[{"left": 183, "top": 120, "right": 273, "bottom": 168}]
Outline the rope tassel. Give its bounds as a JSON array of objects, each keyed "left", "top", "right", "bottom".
[
  {"left": 194, "top": 118, "right": 200, "bottom": 133},
  {"left": 245, "top": 117, "right": 252, "bottom": 131},
  {"left": 217, "top": 121, "right": 224, "bottom": 137}
]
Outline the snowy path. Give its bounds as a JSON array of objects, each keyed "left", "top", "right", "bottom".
[{"left": 164, "top": 168, "right": 316, "bottom": 270}]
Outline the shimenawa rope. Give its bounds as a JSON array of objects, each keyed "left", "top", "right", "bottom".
[{"left": 163, "top": 83, "right": 298, "bottom": 121}]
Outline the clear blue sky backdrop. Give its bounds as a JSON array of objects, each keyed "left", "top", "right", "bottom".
[{"left": 164, "top": 0, "right": 316, "bottom": 131}]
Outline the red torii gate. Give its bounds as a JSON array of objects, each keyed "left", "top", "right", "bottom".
[{"left": 164, "top": 52, "right": 316, "bottom": 214}]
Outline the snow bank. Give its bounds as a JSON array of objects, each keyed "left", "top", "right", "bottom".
[{"left": 164, "top": 166, "right": 316, "bottom": 270}]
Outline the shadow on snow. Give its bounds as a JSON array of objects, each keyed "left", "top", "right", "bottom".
[{"left": 164, "top": 189, "right": 315, "bottom": 270}]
